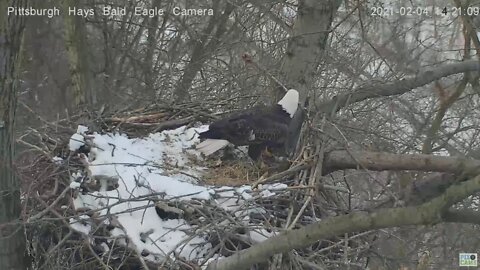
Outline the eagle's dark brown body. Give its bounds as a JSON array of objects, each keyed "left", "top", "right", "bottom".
[
  {"left": 196, "top": 89, "right": 300, "bottom": 160},
  {"left": 198, "top": 105, "right": 290, "bottom": 159}
]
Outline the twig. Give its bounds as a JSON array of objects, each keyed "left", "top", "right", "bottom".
[
  {"left": 28, "top": 186, "right": 71, "bottom": 222},
  {"left": 252, "top": 163, "right": 310, "bottom": 188},
  {"left": 241, "top": 53, "right": 288, "bottom": 92},
  {"left": 152, "top": 116, "right": 195, "bottom": 133}
]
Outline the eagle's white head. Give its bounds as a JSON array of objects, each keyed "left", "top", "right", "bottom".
[{"left": 277, "top": 89, "right": 299, "bottom": 118}]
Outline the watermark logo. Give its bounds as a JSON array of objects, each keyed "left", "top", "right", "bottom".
[{"left": 459, "top": 253, "right": 477, "bottom": 267}]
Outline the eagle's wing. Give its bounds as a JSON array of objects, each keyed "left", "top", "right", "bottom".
[
  {"left": 250, "top": 121, "right": 288, "bottom": 144},
  {"left": 222, "top": 113, "right": 288, "bottom": 145},
  {"left": 198, "top": 91, "right": 299, "bottom": 158},
  {"left": 197, "top": 105, "right": 290, "bottom": 157},
  {"left": 217, "top": 116, "right": 255, "bottom": 145}
]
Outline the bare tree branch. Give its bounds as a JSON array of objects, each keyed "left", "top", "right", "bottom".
[
  {"left": 323, "top": 150, "right": 480, "bottom": 175},
  {"left": 173, "top": 1, "right": 234, "bottom": 102},
  {"left": 443, "top": 209, "right": 480, "bottom": 224},
  {"left": 318, "top": 60, "right": 480, "bottom": 114}
]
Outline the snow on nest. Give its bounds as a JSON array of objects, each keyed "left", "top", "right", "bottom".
[{"left": 66, "top": 124, "right": 287, "bottom": 264}]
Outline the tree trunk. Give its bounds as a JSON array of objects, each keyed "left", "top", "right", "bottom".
[
  {"left": 278, "top": 0, "right": 341, "bottom": 104},
  {"left": 63, "top": 0, "right": 95, "bottom": 107},
  {"left": 0, "top": 0, "right": 28, "bottom": 269},
  {"left": 278, "top": 0, "right": 341, "bottom": 155},
  {"left": 144, "top": 0, "right": 161, "bottom": 95}
]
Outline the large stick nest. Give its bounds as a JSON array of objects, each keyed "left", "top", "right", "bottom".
[{"left": 17, "top": 102, "right": 372, "bottom": 270}]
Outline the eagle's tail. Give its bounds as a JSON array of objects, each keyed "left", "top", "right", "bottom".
[{"left": 196, "top": 139, "right": 229, "bottom": 156}]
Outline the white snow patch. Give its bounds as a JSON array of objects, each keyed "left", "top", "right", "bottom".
[
  {"left": 67, "top": 124, "right": 288, "bottom": 265},
  {"left": 69, "top": 125, "right": 89, "bottom": 151},
  {"left": 258, "top": 183, "right": 288, "bottom": 197},
  {"left": 69, "top": 133, "right": 85, "bottom": 151},
  {"left": 69, "top": 215, "right": 92, "bottom": 235},
  {"left": 69, "top": 181, "right": 81, "bottom": 189},
  {"left": 248, "top": 228, "right": 276, "bottom": 243},
  {"left": 52, "top": 156, "right": 63, "bottom": 164},
  {"left": 77, "top": 125, "right": 89, "bottom": 134}
]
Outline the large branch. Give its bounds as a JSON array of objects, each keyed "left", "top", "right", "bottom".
[
  {"left": 444, "top": 209, "right": 480, "bottom": 224},
  {"left": 318, "top": 60, "right": 480, "bottom": 114},
  {"left": 206, "top": 174, "right": 480, "bottom": 270},
  {"left": 323, "top": 150, "right": 480, "bottom": 175},
  {"left": 278, "top": 0, "right": 341, "bottom": 155},
  {"left": 279, "top": 0, "right": 341, "bottom": 104}
]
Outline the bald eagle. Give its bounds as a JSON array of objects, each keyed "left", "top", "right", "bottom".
[{"left": 196, "top": 89, "right": 300, "bottom": 160}]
